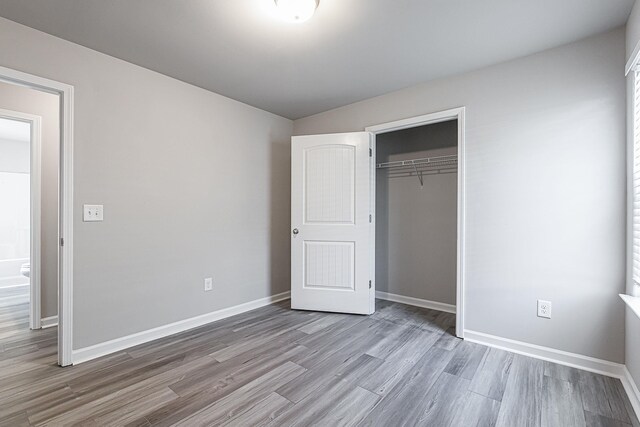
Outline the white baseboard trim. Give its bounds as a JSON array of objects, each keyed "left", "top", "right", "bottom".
[
  {"left": 72, "top": 291, "right": 291, "bottom": 365},
  {"left": 376, "top": 291, "right": 456, "bottom": 314},
  {"left": 465, "top": 329, "right": 640, "bottom": 420},
  {"left": 464, "top": 329, "right": 626, "bottom": 378},
  {"left": 622, "top": 367, "right": 640, "bottom": 421},
  {"left": 41, "top": 315, "right": 58, "bottom": 329}
]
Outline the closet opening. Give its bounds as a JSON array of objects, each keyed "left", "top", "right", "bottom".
[{"left": 367, "top": 108, "right": 465, "bottom": 338}]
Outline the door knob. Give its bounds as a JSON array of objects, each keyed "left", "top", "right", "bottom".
[{"left": 292, "top": 228, "right": 299, "bottom": 235}]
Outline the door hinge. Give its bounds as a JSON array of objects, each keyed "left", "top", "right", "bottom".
[
  {"left": 369, "top": 214, "right": 372, "bottom": 223},
  {"left": 369, "top": 280, "right": 372, "bottom": 289},
  {"left": 369, "top": 148, "right": 372, "bottom": 157},
  {"left": 60, "top": 238, "right": 64, "bottom": 247}
]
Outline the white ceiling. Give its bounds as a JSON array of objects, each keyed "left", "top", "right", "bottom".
[
  {"left": 0, "top": 0, "right": 633, "bottom": 119},
  {"left": 0, "top": 118, "right": 30, "bottom": 143}
]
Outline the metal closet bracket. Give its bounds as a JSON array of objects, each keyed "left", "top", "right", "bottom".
[{"left": 412, "top": 163, "right": 424, "bottom": 188}]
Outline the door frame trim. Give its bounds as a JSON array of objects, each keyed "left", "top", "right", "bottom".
[
  {"left": 0, "top": 108, "right": 42, "bottom": 330},
  {"left": 365, "top": 107, "right": 466, "bottom": 338},
  {"left": 0, "top": 65, "right": 75, "bottom": 366}
]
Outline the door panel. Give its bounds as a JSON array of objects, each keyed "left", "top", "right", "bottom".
[
  {"left": 304, "top": 241, "right": 354, "bottom": 290},
  {"left": 304, "top": 145, "right": 355, "bottom": 224},
  {"left": 291, "top": 132, "right": 374, "bottom": 315}
]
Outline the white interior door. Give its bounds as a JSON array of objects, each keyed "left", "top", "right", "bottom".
[{"left": 291, "top": 132, "right": 374, "bottom": 315}]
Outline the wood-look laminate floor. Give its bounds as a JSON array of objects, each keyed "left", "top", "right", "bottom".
[{"left": 0, "top": 297, "right": 637, "bottom": 427}]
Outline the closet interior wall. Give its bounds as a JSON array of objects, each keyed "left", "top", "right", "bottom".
[{"left": 376, "top": 120, "right": 458, "bottom": 305}]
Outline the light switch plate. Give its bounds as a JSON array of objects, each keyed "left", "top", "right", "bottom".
[{"left": 83, "top": 204, "right": 104, "bottom": 222}]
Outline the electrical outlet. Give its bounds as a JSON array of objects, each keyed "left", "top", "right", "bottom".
[
  {"left": 537, "top": 300, "right": 551, "bottom": 319},
  {"left": 204, "top": 277, "right": 213, "bottom": 292}
]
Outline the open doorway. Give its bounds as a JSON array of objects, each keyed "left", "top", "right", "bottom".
[
  {"left": 0, "top": 112, "right": 41, "bottom": 334},
  {"left": 367, "top": 108, "right": 466, "bottom": 337},
  {"left": 0, "top": 85, "right": 59, "bottom": 346},
  {"left": 0, "top": 65, "right": 74, "bottom": 366}
]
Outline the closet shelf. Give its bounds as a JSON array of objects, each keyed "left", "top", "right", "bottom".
[{"left": 376, "top": 154, "right": 457, "bottom": 187}]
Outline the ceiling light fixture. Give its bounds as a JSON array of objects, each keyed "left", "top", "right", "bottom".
[{"left": 274, "top": 0, "right": 319, "bottom": 23}]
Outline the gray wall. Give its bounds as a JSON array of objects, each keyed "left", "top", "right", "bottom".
[
  {"left": 0, "top": 81, "right": 60, "bottom": 319},
  {"left": 376, "top": 121, "right": 457, "bottom": 305},
  {"left": 627, "top": 1, "right": 640, "bottom": 63},
  {"left": 295, "top": 28, "right": 627, "bottom": 363},
  {"left": 0, "top": 17, "right": 293, "bottom": 349},
  {"left": 626, "top": 6, "right": 640, "bottom": 394},
  {"left": 627, "top": 314, "right": 640, "bottom": 387}
]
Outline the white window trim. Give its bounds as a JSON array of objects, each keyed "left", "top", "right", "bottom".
[
  {"left": 632, "top": 69, "right": 640, "bottom": 297},
  {"left": 632, "top": 70, "right": 640, "bottom": 292}
]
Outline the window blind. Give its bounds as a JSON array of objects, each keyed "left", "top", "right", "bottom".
[{"left": 633, "top": 70, "right": 640, "bottom": 283}]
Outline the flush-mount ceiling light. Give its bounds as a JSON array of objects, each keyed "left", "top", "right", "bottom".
[{"left": 274, "top": 0, "right": 319, "bottom": 23}]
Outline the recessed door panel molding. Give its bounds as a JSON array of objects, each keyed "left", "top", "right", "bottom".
[
  {"left": 291, "top": 132, "right": 374, "bottom": 315},
  {"left": 304, "top": 241, "right": 355, "bottom": 290},
  {"left": 304, "top": 144, "right": 355, "bottom": 225}
]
